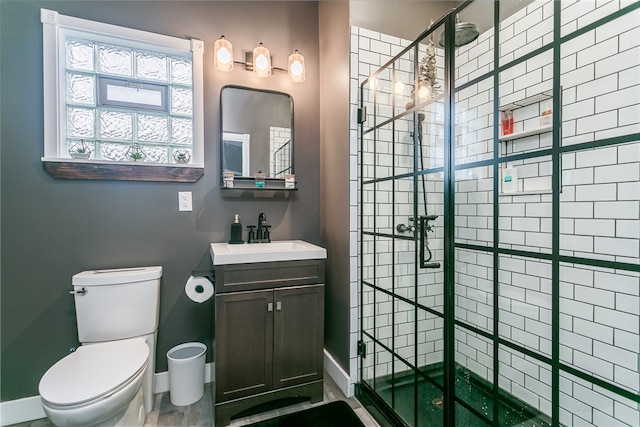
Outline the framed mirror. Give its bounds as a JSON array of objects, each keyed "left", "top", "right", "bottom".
[{"left": 220, "top": 86, "right": 293, "bottom": 183}]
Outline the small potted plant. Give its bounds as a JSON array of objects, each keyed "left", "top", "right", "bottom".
[
  {"left": 68, "top": 139, "right": 92, "bottom": 159},
  {"left": 126, "top": 143, "right": 147, "bottom": 162},
  {"left": 173, "top": 150, "right": 191, "bottom": 164}
]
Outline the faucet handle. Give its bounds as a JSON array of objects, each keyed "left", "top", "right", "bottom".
[
  {"left": 246, "top": 225, "right": 256, "bottom": 243},
  {"left": 263, "top": 225, "right": 271, "bottom": 243}
]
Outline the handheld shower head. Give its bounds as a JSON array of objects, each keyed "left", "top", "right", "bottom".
[{"left": 438, "top": 14, "right": 479, "bottom": 48}]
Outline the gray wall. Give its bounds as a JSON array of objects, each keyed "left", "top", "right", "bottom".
[
  {"left": 319, "top": 1, "right": 351, "bottom": 372},
  {"left": 0, "top": 0, "right": 320, "bottom": 401}
]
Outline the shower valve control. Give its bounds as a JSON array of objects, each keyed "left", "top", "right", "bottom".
[{"left": 396, "top": 217, "right": 415, "bottom": 234}]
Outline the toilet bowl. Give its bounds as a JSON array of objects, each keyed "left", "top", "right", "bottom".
[{"left": 39, "top": 338, "right": 149, "bottom": 427}]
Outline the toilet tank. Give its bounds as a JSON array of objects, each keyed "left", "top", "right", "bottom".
[{"left": 72, "top": 266, "right": 162, "bottom": 343}]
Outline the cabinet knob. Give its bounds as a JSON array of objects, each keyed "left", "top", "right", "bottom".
[
  {"left": 267, "top": 302, "right": 273, "bottom": 312},
  {"left": 276, "top": 301, "right": 282, "bottom": 311}
]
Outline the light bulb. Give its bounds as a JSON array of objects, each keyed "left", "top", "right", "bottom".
[
  {"left": 217, "top": 47, "right": 230, "bottom": 64},
  {"left": 255, "top": 54, "right": 269, "bottom": 71},
  {"left": 291, "top": 61, "right": 303, "bottom": 76},
  {"left": 252, "top": 43, "right": 271, "bottom": 77}
]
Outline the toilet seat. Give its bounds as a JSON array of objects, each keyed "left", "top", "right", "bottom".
[{"left": 39, "top": 338, "right": 148, "bottom": 407}]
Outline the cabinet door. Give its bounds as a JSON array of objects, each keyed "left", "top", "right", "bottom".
[
  {"left": 215, "top": 290, "right": 273, "bottom": 402},
  {"left": 273, "top": 284, "right": 324, "bottom": 389}
]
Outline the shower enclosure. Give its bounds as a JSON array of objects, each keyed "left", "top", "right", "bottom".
[{"left": 357, "top": 1, "right": 640, "bottom": 426}]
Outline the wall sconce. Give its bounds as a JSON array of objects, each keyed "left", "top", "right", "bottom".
[
  {"left": 214, "top": 35, "right": 234, "bottom": 72},
  {"left": 252, "top": 42, "right": 272, "bottom": 77},
  {"left": 213, "top": 36, "right": 305, "bottom": 82},
  {"left": 288, "top": 50, "right": 305, "bottom": 83}
]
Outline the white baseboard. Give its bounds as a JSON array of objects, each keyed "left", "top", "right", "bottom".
[
  {"left": 0, "top": 395, "right": 46, "bottom": 426},
  {"left": 324, "top": 349, "right": 354, "bottom": 398},
  {"left": 0, "top": 363, "right": 215, "bottom": 426}
]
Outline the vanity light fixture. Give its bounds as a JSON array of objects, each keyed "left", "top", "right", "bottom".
[
  {"left": 214, "top": 35, "right": 234, "bottom": 72},
  {"left": 212, "top": 36, "right": 305, "bottom": 82},
  {"left": 288, "top": 50, "right": 305, "bottom": 82},
  {"left": 252, "top": 42, "right": 272, "bottom": 77}
]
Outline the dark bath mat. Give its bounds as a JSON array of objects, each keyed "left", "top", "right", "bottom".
[{"left": 244, "top": 400, "right": 366, "bottom": 427}]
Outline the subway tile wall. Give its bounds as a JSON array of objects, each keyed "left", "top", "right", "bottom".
[{"left": 351, "top": 1, "right": 638, "bottom": 424}]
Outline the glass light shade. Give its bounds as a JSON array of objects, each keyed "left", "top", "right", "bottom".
[
  {"left": 288, "top": 50, "right": 305, "bottom": 82},
  {"left": 253, "top": 43, "right": 271, "bottom": 77},
  {"left": 214, "top": 36, "right": 233, "bottom": 72}
]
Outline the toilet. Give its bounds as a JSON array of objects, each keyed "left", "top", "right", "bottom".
[{"left": 39, "top": 266, "right": 162, "bottom": 427}]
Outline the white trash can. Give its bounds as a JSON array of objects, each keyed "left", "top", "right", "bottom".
[{"left": 166, "top": 342, "right": 207, "bottom": 406}]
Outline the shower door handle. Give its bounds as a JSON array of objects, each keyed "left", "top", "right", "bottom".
[{"left": 419, "top": 216, "right": 441, "bottom": 269}]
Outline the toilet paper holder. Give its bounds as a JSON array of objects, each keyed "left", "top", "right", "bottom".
[{"left": 186, "top": 270, "right": 215, "bottom": 302}]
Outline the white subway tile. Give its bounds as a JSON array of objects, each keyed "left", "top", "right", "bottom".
[
  {"left": 562, "top": 98, "right": 596, "bottom": 121},
  {"left": 616, "top": 219, "right": 639, "bottom": 239},
  {"left": 596, "top": 85, "right": 640, "bottom": 115},
  {"left": 596, "top": 163, "right": 639, "bottom": 184},
  {"left": 576, "top": 73, "right": 618, "bottom": 102},
  {"left": 619, "top": 64, "right": 640, "bottom": 89},
  {"left": 561, "top": 329, "right": 593, "bottom": 354},
  {"left": 576, "top": 110, "right": 619, "bottom": 134},
  {"left": 574, "top": 218, "right": 616, "bottom": 237},
  {"left": 575, "top": 284, "right": 615, "bottom": 308},
  {"left": 595, "top": 45, "right": 640, "bottom": 79},
  {"left": 575, "top": 147, "right": 617, "bottom": 168},
  {"left": 575, "top": 183, "right": 617, "bottom": 201},
  {"left": 595, "top": 236, "right": 639, "bottom": 258},
  {"left": 594, "top": 201, "right": 639, "bottom": 219},
  {"left": 619, "top": 104, "right": 640, "bottom": 127},
  {"left": 574, "top": 318, "right": 614, "bottom": 344},
  {"left": 594, "top": 341, "right": 638, "bottom": 371},
  {"left": 582, "top": 38, "right": 621, "bottom": 70},
  {"left": 595, "top": 270, "right": 639, "bottom": 296},
  {"left": 574, "top": 351, "right": 615, "bottom": 382},
  {"left": 614, "top": 401, "right": 640, "bottom": 427},
  {"left": 595, "top": 306, "right": 639, "bottom": 334},
  {"left": 561, "top": 201, "right": 594, "bottom": 218},
  {"left": 595, "top": 122, "right": 640, "bottom": 140},
  {"left": 562, "top": 167, "right": 594, "bottom": 185},
  {"left": 562, "top": 298, "right": 595, "bottom": 321}
]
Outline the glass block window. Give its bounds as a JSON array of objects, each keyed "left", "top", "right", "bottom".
[
  {"left": 41, "top": 8, "right": 204, "bottom": 166},
  {"left": 65, "top": 39, "right": 193, "bottom": 163}
]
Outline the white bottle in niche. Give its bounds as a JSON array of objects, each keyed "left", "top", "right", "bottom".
[{"left": 502, "top": 167, "right": 519, "bottom": 194}]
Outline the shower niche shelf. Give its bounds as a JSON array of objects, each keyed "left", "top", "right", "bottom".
[
  {"left": 499, "top": 90, "right": 554, "bottom": 142},
  {"left": 499, "top": 124, "right": 553, "bottom": 142}
]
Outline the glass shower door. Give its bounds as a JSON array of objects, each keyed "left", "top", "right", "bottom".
[{"left": 359, "top": 19, "right": 448, "bottom": 426}]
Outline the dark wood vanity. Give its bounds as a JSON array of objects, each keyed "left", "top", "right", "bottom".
[{"left": 213, "top": 259, "right": 325, "bottom": 426}]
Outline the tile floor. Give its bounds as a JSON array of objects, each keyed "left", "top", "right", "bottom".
[{"left": 10, "top": 374, "right": 379, "bottom": 427}]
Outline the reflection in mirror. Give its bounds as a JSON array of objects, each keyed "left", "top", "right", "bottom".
[{"left": 221, "top": 86, "right": 293, "bottom": 180}]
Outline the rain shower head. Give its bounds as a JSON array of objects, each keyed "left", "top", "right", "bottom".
[{"left": 438, "top": 14, "right": 479, "bottom": 48}]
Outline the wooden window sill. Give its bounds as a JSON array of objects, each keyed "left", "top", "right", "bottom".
[{"left": 42, "top": 158, "right": 204, "bottom": 182}]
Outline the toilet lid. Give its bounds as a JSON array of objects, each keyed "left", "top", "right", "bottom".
[{"left": 39, "top": 339, "right": 148, "bottom": 406}]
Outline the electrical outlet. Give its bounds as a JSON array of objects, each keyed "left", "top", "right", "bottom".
[{"left": 178, "top": 191, "right": 192, "bottom": 212}]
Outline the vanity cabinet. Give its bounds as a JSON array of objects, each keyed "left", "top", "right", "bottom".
[{"left": 213, "top": 259, "right": 325, "bottom": 426}]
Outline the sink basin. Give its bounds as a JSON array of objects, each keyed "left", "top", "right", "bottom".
[{"left": 210, "top": 240, "right": 327, "bottom": 265}]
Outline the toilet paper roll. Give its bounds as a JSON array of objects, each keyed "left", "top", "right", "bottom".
[{"left": 185, "top": 275, "right": 214, "bottom": 303}]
